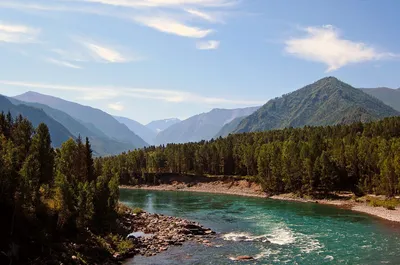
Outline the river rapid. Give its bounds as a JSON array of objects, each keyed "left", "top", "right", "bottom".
[{"left": 120, "top": 189, "right": 400, "bottom": 265}]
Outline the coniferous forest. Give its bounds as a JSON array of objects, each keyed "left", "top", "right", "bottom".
[
  {"left": 101, "top": 116, "right": 400, "bottom": 197},
  {"left": 2, "top": 111, "right": 400, "bottom": 264},
  {"left": 0, "top": 112, "right": 121, "bottom": 264}
]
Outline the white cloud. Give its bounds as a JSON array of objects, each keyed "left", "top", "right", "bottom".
[
  {"left": 0, "top": 21, "right": 40, "bottom": 43},
  {"left": 185, "top": 8, "right": 217, "bottom": 22},
  {"left": 0, "top": 80, "right": 265, "bottom": 106},
  {"left": 196, "top": 40, "right": 219, "bottom": 50},
  {"left": 108, "top": 102, "right": 125, "bottom": 111},
  {"left": 45, "top": 58, "right": 82, "bottom": 69},
  {"left": 50, "top": 39, "right": 138, "bottom": 64},
  {"left": 0, "top": 0, "right": 239, "bottom": 42},
  {"left": 135, "top": 16, "right": 213, "bottom": 38},
  {"left": 80, "top": 40, "right": 131, "bottom": 63},
  {"left": 285, "top": 25, "right": 399, "bottom": 72},
  {"left": 81, "top": 0, "right": 237, "bottom": 8}
]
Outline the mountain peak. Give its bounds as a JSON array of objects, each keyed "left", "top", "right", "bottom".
[{"left": 233, "top": 77, "right": 399, "bottom": 133}]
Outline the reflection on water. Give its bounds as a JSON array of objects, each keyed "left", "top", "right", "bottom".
[{"left": 120, "top": 189, "right": 400, "bottom": 265}]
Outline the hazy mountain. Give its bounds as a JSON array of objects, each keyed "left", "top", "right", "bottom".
[
  {"left": 214, "top": 116, "right": 249, "bottom": 138},
  {"left": 156, "top": 107, "right": 259, "bottom": 145},
  {"left": 360, "top": 87, "right": 400, "bottom": 112},
  {"left": 8, "top": 97, "right": 135, "bottom": 156},
  {"left": 114, "top": 116, "right": 157, "bottom": 145},
  {"left": 234, "top": 77, "right": 399, "bottom": 133},
  {"left": 14, "top": 91, "right": 148, "bottom": 149},
  {"left": 0, "top": 95, "right": 73, "bottom": 147},
  {"left": 146, "top": 118, "right": 181, "bottom": 133}
]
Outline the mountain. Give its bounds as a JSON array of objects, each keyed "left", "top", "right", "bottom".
[
  {"left": 360, "top": 87, "right": 400, "bottom": 112},
  {"left": 8, "top": 98, "right": 135, "bottom": 156},
  {"left": 233, "top": 77, "right": 400, "bottom": 134},
  {"left": 0, "top": 95, "right": 73, "bottom": 147},
  {"left": 146, "top": 118, "right": 181, "bottom": 133},
  {"left": 13, "top": 91, "right": 148, "bottom": 149},
  {"left": 155, "top": 107, "right": 259, "bottom": 145},
  {"left": 214, "top": 116, "right": 248, "bottom": 138},
  {"left": 114, "top": 116, "right": 157, "bottom": 145}
]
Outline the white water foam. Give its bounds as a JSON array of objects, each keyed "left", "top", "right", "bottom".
[
  {"left": 254, "top": 247, "right": 281, "bottom": 260},
  {"left": 267, "top": 227, "right": 296, "bottom": 245},
  {"left": 223, "top": 224, "right": 324, "bottom": 254},
  {"left": 222, "top": 232, "right": 265, "bottom": 242}
]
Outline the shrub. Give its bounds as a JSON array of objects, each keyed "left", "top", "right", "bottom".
[
  {"left": 367, "top": 197, "right": 399, "bottom": 210},
  {"left": 132, "top": 207, "right": 144, "bottom": 215}
]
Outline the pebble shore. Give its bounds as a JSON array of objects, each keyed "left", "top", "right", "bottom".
[{"left": 116, "top": 208, "right": 216, "bottom": 260}]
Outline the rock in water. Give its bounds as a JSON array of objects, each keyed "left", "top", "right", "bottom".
[{"left": 233, "top": 256, "right": 254, "bottom": 261}]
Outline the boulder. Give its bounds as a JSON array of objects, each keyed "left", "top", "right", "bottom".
[{"left": 235, "top": 256, "right": 254, "bottom": 261}]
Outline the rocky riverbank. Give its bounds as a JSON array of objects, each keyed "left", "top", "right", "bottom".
[
  {"left": 120, "top": 181, "right": 400, "bottom": 224},
  {"left": 117, "top": 206, "right": 216, "bottom": 259}
]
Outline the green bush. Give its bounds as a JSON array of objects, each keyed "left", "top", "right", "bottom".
[
  {"left": 367, "top": 197, "right": 399, "bottom": 210},
  {"left": 132, "top": 207, "right": 144, "bottom": 214}
]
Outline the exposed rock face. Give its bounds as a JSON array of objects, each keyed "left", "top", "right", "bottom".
[{"left": 120, "top": 210, "right": 216, "bottom": 257}]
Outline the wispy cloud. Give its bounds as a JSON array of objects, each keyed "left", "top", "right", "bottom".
[
  {"left": 135, "top": 16, "right": 213, "bottom": 38},
  {"left": 185, "top": 8, "right": 218, "bottom": 22},
  {"left": 0, "top": 0, "right": 238, "bottom": 41},
  {"left": 79, "top": 39, "right": 133, "bottom": 63},
  {"left": 284, "top": 25, "right": 399, "bottom": 72},
  {"left": 80, "top": 0, "right": 238, "bottom": 8},
  {"left": 108, "top": 102, "right": 125, "bottom": 111},
  {"left": 45, "top": 58, "right": 82, "bottom": 69},
  {"left": 50, "top": 39, "right": 139, "bottom": 64},
  {"left": 0, "top": 80, "right": 265, "bottom": 106},
  {"left": 0, "top": 21, "right": 40, "bottom": 43},
  {"left": 196, "top": 40, "right": 219, "bottom": 50}
]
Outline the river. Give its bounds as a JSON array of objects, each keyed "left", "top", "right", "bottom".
[{"left": 120, "top": 189, "right": 400, "bottom": 265}]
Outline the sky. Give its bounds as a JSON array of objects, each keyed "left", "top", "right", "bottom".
[{"left": 0, "top": 0, "right": 400, "bottom": 124}]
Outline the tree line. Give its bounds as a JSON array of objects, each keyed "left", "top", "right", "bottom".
[
  {"left": 99, "top": 117, "right": 400, "bottom": 197},
  {"left": 0, "top": 112, "right": 119, "bottom": 264}
]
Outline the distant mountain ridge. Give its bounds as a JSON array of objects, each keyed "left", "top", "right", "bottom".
[
  {"left": 233, "top": 77, "right": 399, "bottom": 134},
  {"left": 8, "top": 97, "right": 135, "bottom": 156},
  {"left": 146, "top": 118, "right": 181, "bottom": 133},
  {"left": 114, "top": 116, "right": 157, "bottom": 145},
  {"left": 0, "top": 95, "right": 73, "bottom": 147},
  {"left": 360, "top": 87, "right": 400, "bottom": 112},
  {"left": 155, "top": 107, "right": 259, "bottom": 145},
  {"left": 13, "top": 92, "right": 148, "bottom": 150}
]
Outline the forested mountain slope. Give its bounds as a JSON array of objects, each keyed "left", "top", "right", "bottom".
[
  {"left": 155, "top": 107, "right": 259, "bottom": 145},
  {"left": 0, "top": 95, "right": 73, "bottom": 147},
  {"left": 14, "top": 91, "right": 148, "bottom": 149},
  {"left": 234, "top": 77, "right": 399, "bottom": 133},
  {"left": 8, "top": 98, "right": 138, "bottom": 156}
]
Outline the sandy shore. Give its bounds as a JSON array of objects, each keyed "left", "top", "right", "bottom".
[{"left": 120, "top": 181, "right": 400, "bottom": 224}]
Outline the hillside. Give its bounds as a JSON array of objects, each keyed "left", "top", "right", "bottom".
[
  {"left": 146, "top": 118, "right": 181, "bottom": 133},
  {"left": 361, "top": 87, "right": 400, "bottom": 112},
  {"left": 156, "top": 107, "right": 259, "bottom": 145},
  {"left": 14, "top": 92, "right": 148, "bottom": 149},
  {"left": 8, "top": 98, "right": 138, "bottom": 156},
  {"left": 0, "top": 95, "right": 73, "bottom": 147},
  {"left": 214, "top": 116, "right": 248, "bottom": 138},
  {"left": 234, "top": 77, "right": 399, "bottom": 133},
  {"left": 114, "top": 116, "right": 157, "bottom": 145}
]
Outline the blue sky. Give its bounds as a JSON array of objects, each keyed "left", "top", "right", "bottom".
[{"left": 0, "top": 0, "right": 399, "bottom": 124}]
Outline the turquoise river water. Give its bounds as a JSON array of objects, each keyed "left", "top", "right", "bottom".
[{"left": 120, "top": 189, "right": 400, "bottom": 265}]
